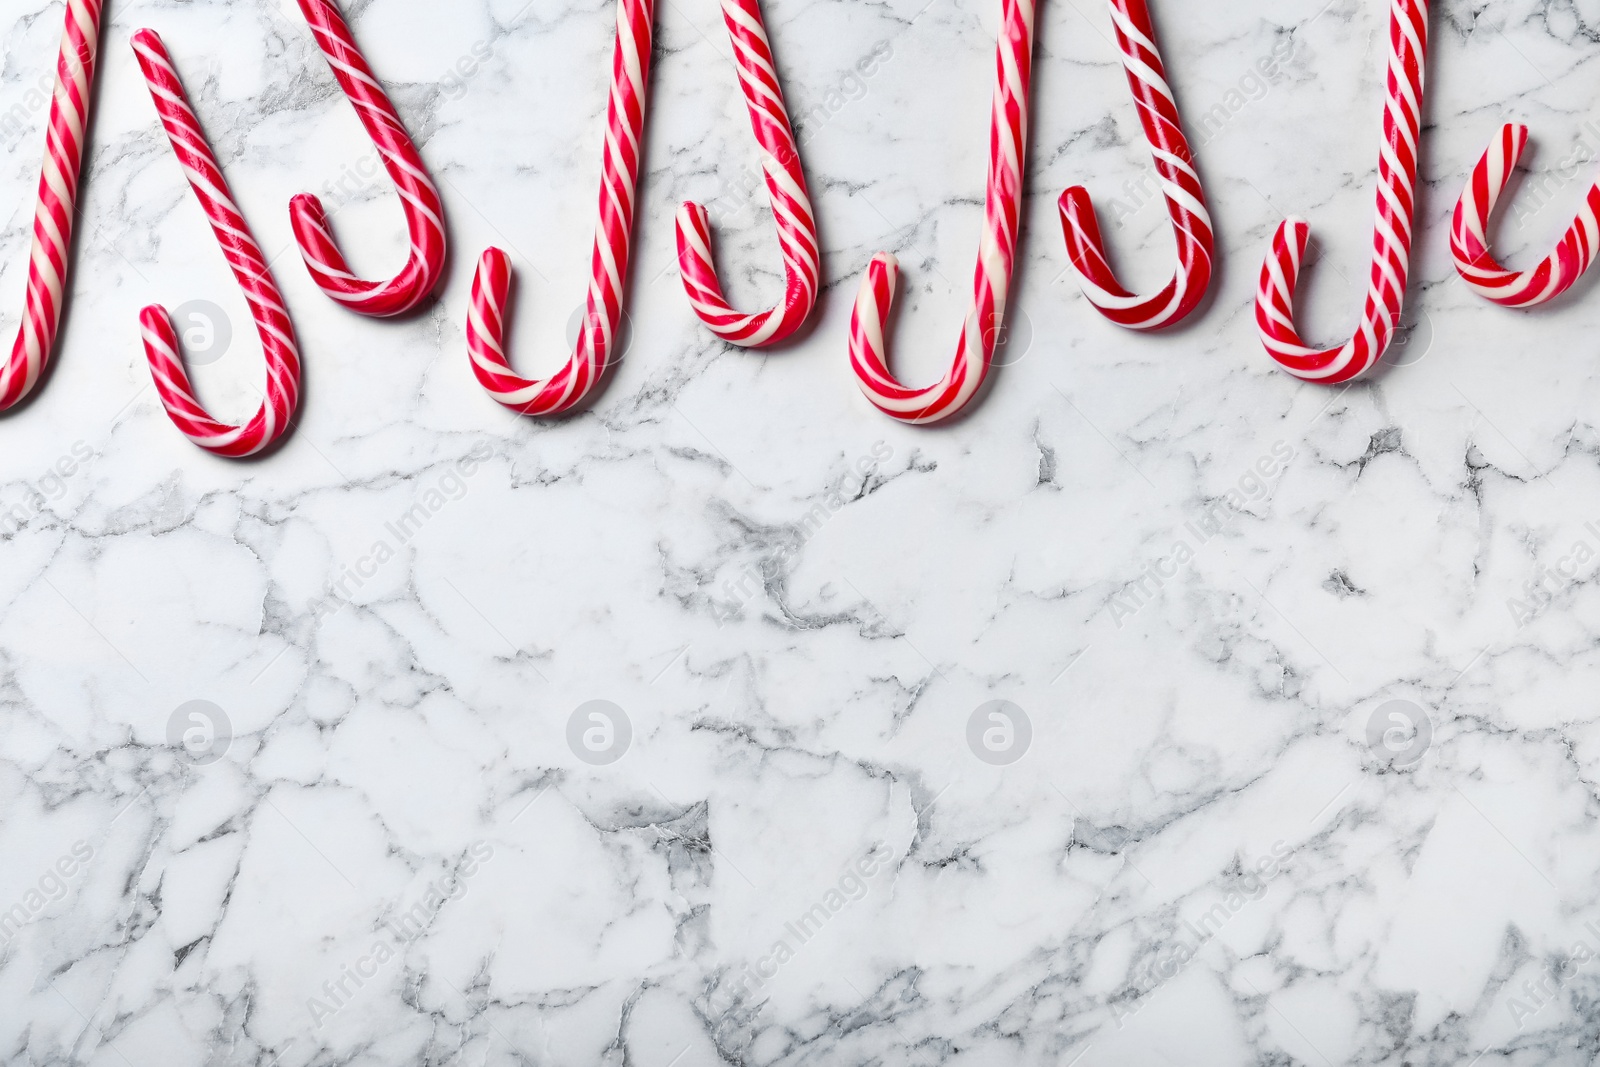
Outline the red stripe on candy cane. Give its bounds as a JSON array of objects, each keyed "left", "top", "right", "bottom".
[
  {"left": 1256, "top": 0, "right": 1429, "bottom": 384},
  {"left": 847, "top": 0, "right": 1035, "bottom": 424},
  {"left": 1058, "top": 0, "right": 1213, "bottom": 331},
  {"left": 1451, "top": 122, "right": 1600, "bottom": 309},
  {"left": 675, "top": 0, "right": 819, "bottom": 348},
  {"left": 0, "top": 0, "right": 103, "bottom": 411},
  {"left": 289, "top": 0, "right": 447, "bottom": 318},
  {"left": 133, "top": 29, "right": 302, "bottom": 458},
  {"left": 467, "top": 0, "right": 654, "bottom": 417}
]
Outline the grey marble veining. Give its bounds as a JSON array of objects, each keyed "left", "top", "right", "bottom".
[{"left": 4, "top": 0, "right": 1600, "bottom": 1063}]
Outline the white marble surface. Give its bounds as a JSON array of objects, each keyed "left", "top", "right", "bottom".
[{"left": 5, "top": 0, "right": 1600, "bottom": 1062}]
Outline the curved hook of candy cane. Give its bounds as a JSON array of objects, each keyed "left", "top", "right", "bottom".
[
  {"left": 848, "top": 252, "right": 1000, "bottom": 424},
  {"left": 0, "top": 0, "right": 103, "bottom": 412},
  {"left": 288, "top": 0, "right": 446, "bottom": 318},
  {"left": 466, "top": 249, "right": 611, "bottom": 416},
  {"left": 1057, "top": 0, "right": 1213, "bottom": 331},
  {"left": 465, "top": 0, "right": 654, "bottom": 417},
  {"left": 133, "top": 30, "right": 301, "bottom": 458},
  {"left": 675, "top": 0, "right": 818, "bottom": 348},
  {"left": 1256, "top": 0, "right": 1429, "bottom": 384},
  {"left": 1451, "top": 123, "right": 1600, "bottom": 308},
  {"left": 849, "top": 0, "right": 1035, "bottom": 424}
]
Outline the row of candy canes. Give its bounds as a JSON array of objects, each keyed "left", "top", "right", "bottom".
[
  {"left": 1, "top": 0, "right": 811, "bottom": 450},
  {"left": 850, "top": 0, "right": 1216, "bottom": 422},
  {"left": 467, "top": 0, "right": 823, "bottom": 416},
  {"left": 6, "top": 0, "right": 1600, "bottom": 449},
  {"left": 0, "top": 0, "right": 445, "bottom": 455}
]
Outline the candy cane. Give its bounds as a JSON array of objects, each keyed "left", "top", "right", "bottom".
[
  {"left": 675, "top": 0, "right": 818, "bottom": 347},
  {"left": 467, "top": 0, "right": 654, "bottom": 416},
  {"left": 289, "top": 0, "right": 446, "bottom": 317},
  {"left": 0, "top": 0, "right": 103, "bottom": 411},
  {"left": 1257, "top": 0, "right": 1428, "bottom": 383},
  {"left": 1451, "top": 122, "right": 1600, "bottom": 308},
  {"left": 133, "top": 30, "right": 301, "bottom": 458},
  {"left": 1059, "top": 0, "right": 1212, "bottom": 331},
  {"left": 848, "top": 0, "right": 1035, "bottom": 423}
]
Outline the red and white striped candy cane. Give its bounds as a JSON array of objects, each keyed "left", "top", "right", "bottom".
[
  {"left": 849, "top": 0, "right": 1035, "bottom": 424},
  {"left": 1257, "top": 0, "right": 1428, "bottom": 383},
  {"left": 468, "top": 0, "right": 654, "bottom": 416},
  {"left": 0, "top": 0, "right": 103, "bottom": 411},
  {"left": 290, "top": 0, "right": 446, "bottom": 317},
  {"left": 1058, "top": 0, "right": 1212, "bottom": 331},
  {"left": 133, "top": 30, "right": 300, "bottom": 458},
  {"left": 675, "top": 0, "right": 818, "bottom": 347},
  {"left": 1451, "top": 123, "right": 1600, "bottom": 308}
]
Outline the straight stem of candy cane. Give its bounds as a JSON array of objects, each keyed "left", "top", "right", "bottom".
[
  {"left": 675, "top": 0, "right": 818, "bottom": 348},
  {"left": 1058, "top": 0, "right": 1212, "bottom": 331},
  {"left": 467, "top": 0, "right": 654, "bottom": 416},
  {"left": 0, "top": 0, "right": 103, "bottom": 412},
  {"left": 1451, "top": 122, "right": 1600, "bottom": 308},
  {"left": 290, "top": 0, "right": 446, "bottom": 317},
  {"left": 1256, "top": 0, "right": 1428, "bottom": 383},
  {"left": 132, "top": 29, "right": 301, "bottom": 458},
  {"left": 848, "top": 0, "right": 1035, "bottom": 424}
]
